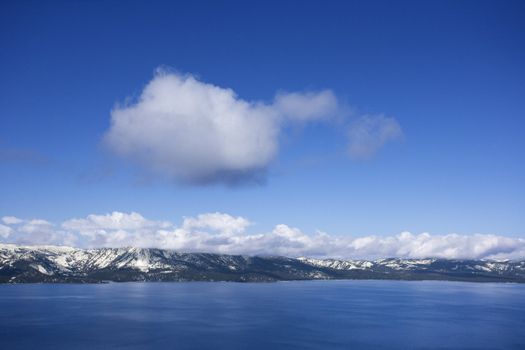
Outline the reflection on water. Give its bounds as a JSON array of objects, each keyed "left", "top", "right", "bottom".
[{"left": 1, "top": 280, "right": 524, "bottom": 349}]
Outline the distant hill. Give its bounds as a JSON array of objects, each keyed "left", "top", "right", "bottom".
[{"left": 1, "top": 244, "right": 524, "bottom": 283}]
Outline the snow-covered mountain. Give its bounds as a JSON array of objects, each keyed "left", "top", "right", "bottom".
[
  {"left": 299, "top": 257, "right": 525, "bottom": 277},
  {"left": 1, "top": 244, "right": 524, "bottom": 283}
]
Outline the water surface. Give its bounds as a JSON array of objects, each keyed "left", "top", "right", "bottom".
[{"left": 1, "top": 280, "right": 524, "bottom": 349}]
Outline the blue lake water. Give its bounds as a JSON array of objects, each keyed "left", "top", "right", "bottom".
[{"left": 1, "top": 280, "right": 524, "bottom": 349}]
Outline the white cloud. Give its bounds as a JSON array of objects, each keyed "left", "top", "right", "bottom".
[
  {"left": 347, "top": 114, "right": 403, "bottom": 158},
  {"left": 341, "top": 232, "right": 525, "bottom": 261},
  {"left": 2, "top": 216, "right": 22, "bottom": 225},
  {"left": 1, "top": 211, "right": 524, "bottom": 260},
  {"left": 181, "top": 212, "right": 251, "bottom": 234},
  {"left": 19, "top": 219, "right": 53, "bottom": 234},
  {"left": 0, "top": 224, "right": 12, "bottom": 238},
  {"left": 273, "top": 90, "right": 339, "bottom": 121},
  {"left": 61, "top": 212, "right": 170, "bottom": 247},
  {"left": 104, "top": 71, "right": 339, "bottom": 185},
  {"left": 62, "top": 211, "right": 166, "bottom": 231},
  {"left": 1, "top": 218, "right": 75, "bottom": 246}
]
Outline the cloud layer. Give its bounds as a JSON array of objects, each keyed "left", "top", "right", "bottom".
[
  {"left": 2, "top": 212, "right": 524, "bottom": 260},
  {"left": 105, "top": 71, "right": 402, "bottom": 185}
]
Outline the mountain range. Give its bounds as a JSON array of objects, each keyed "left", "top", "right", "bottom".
[{"left": 1, "top": 244, "right": 524, "bottom": 283}]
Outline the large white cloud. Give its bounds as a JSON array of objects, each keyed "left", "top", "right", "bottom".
[
  {"left": 104, "top": 71, "right": 339, "bottom": 185},
  {"left": 104, "top": 71, "right": 403, "bottom": 185},
  {"left": 1, "top": 212, "right": 524, "bottom": 260}
]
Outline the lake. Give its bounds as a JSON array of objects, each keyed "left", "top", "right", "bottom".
[{"left": 1, "top": 280, "right": 524, "bottom": 349}]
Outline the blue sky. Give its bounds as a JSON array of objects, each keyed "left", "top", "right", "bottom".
[{"left": 1, "top": 0, "right": 524, "bottom": 244}]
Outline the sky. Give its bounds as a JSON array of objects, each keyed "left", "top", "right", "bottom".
[{"left": 1, "top": 0, "right": 524, "bottom": 258}]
